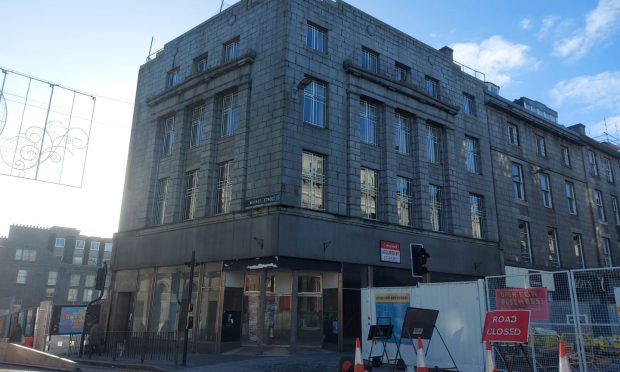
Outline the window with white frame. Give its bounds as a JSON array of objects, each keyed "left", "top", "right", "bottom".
[
  {"left": 70, "top": 273, "right": 81, "bottom": 287},
  {"left": 462, "top": 93, "right": 476, "bottom": 116},
  {"left": 103, "top": 243, "right": 113, "bottom": 263},
  {"left": 511, "top": 163, "right": 525, "bottom": 200},
  {"left": 359, "top": 100, "right": 377, "bottom": 145},
  {"left": 54, "top": 238, "right": 65, "bottom": 258},
  {"left": 396, "top": 177, "right": 413, "bottom": 226},
  {"left": 424, "top": 76, "right": 439, "bottom": 98},
  {"left": 539, "top": 173, "right": 552, "bottom": 208},
  {"left": 162, "top": 116, "right": 175, "bottom": 156},
  {"left": 604, "top": 157, "right": 614, "bottom": 183},
  {"left": 306, "top": 23, "right": 325, "bottom": 52},
  {"left": 16, "top": 269, "right": 27, "bottom": 284},
  {"left": 15, "top": 248, "right": 36, "bottom": 262},
  {"left": 361, "top": 48, "right": 378, "bottom": 73},
  {"left": 216, "top": 161, "right": 232, "bottom": 214},
  {"left": 194, "top": 54, "right": 208, "bottom": 73},
  {"left": 190, "top": 105, "right": 205, "bottom": 148},
  {"left": 221, "top": 91, "right": 238, "bottom": 137},
  {"left": 518, "top": 221, "right": 532, "bottom": 263},
  {"left": 464, "top": 136, "right": 481, "bottom": 174},
  {"left": 224, "top": 39, "right": 240, "bottom": 62},
  {"left": 573, "top": 233, "right": 585, "bottom": 269},
  {"left": 547, "top": 228, "right": 560, "bottom": 267},
  {"left": 612, "top": 196, "right": 620, "bottom": 225},
  {"left": 594, "top": 190, "right": 606, "bottom": 222},
  {"left": 536, "top": 136, "right": 547, "bottom": 157},
  {"left": 469, "top": 193, "right": 485, "bottom": 239},
  {"left": 561, "top": 146, "right": 571, "bottom": 167},
  {"left": 360, "top": 168, "right": 377, "bottom": 220},
  {"left": 587, "top": 150, "right": 598, "bottom": 176},
  {"left": 429, "top": 184, "right": 443, "bottom": 231},
  {"left": 73, "top": 242, "right": 84, "bottom": 265},
  {"left": 394, "top": 112, "right": 411, "bottom": 155},
  {"left": 47, "top": 271, "right": 58, "bottom": 286},
  {"left": 565, "top": 181, "right": 577, "bottom": 215},
  {"left": 426, "top": 125, "right": 441, "bottom": 164},
  {"left": 67, "top": 289, "right": 78, "bottom": 302},
  {"left": 166, "top": 68, "right": 180, "bottom": 88},
  {"left": 303, "top": 80, "right": 326, "bottom": 128},
  {"left": 507, "top": 124, "right": 520, "bottom": 146},
  {"left": 83, "top": 289, "right": 94, "bottom": 302},
  {"left": 153, "top": 178, "right": 170, "bottom": 225},
  {"left": 85, "top": 274, "right": 96, "bottom": 287},
  {"left": 88, "top": 241, "right": 100, "bottom": 265},
  {"left": 45, "top": 287, "right": 55, "bottom": 297},
  {"left": 395, "top": 62, "right": 408, "bottom": 82},
  {"left": 183, "top": 169, "right": 199, "bottom": 220},
  {"left": 602, "top": 238, "right": 613, "bottom": 267},
  {"left": 302, "top": 152, "right": 325, "bottom": 210}
]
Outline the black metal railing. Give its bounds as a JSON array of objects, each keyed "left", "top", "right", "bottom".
[{"left": 88, "top": 331, "right": 180, "bottom": 364}]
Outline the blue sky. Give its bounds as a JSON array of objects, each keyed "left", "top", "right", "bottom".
[{"left": 0, "top": 0, "right": 619, "bottom": 237}]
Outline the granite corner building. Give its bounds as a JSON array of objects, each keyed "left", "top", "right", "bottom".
[{"left": 112, "top": 0, "right": 618, "bottom": 352}]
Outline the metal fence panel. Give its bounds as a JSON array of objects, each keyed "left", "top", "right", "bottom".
[
  {"left": 486, "top": 268, "right": 620, "bottom": 372},
  {"left": 571, "top": 267, "right": 620, "bottom": 371},
  {"left": 486, "top": 271, "right": 581, "bottom": 371}
]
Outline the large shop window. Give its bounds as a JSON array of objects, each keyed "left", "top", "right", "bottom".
[
  {"left": 297, "top": 275, "right": 322, "bottom": 345},
  {"left": 242, "top": 273, "right": 292, "bottom": 346},
  {"left": 198, "top": 263, "right": 221, "bottom": 345}
]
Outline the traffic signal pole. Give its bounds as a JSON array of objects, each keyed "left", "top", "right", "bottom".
[
  {"left": 182, "top": 250, "right": 196, "bottom": 367},
  {"left": 78, "top": 262, "right": 107, "bottom": 357}
]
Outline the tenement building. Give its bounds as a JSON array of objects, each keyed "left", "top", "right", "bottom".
[
  {"left": 0, "top": 225, "right": 113, "bottom": 338},
  {"left": 112, "top": 0, "right": 618, "bottom": 352}
]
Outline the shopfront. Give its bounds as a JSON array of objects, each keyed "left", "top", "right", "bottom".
[{"left": 111, "top": 258, "right": 345, "bottom": 353}]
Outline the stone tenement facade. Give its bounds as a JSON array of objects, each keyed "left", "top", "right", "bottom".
[
  {"left": 0, "top": 225, "right": 113, "bottom": 338},
  {"left": 112, "top": 0, "right": 619, "bottom": 352}
]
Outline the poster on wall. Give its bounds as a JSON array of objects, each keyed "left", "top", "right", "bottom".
[
  {"left": 495, "top": 287, "right": 549, "bottom": 321},
  {"left": 49, "top": 306, "right": 86, "bottom": 335},
  {"left": 375, "top": 293, "right": 409, "bottom": 342}
]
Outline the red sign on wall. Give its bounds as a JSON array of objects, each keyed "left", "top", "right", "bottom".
[
  {"left": 482, "top": 310, "right": 530, "bottom": 343},
  {"left": 380, "top": 240, "right": 401, "bottom": 263},
  {"left": 495, "top": 287, "right": 549, "bottom": 321}
]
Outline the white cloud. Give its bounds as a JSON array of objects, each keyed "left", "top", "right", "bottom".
[
  {"left": 553, "top": 0, "right": 620, "bottom": 60},
  {"left": 538, "top": 15, "right": 560, "bottom": 40},
  {"left": 451, "top": 35, "right": 538, "bottom": 86},
  {"left": 519, "top": 18, "right": 532, "bottom": 30},
  {"left": 549, "top": 71, "right": 620, "bottom": 111}
]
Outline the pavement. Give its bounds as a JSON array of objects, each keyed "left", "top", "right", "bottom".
[{"left": 72, "top": 347, "right": 351, "bottom": 372}]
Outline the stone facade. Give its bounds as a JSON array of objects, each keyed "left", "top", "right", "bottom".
[
  {"left": 113, "top": 0, "right": 619, "bottom": 352},
  {"left": 0, "top": 225, "right": 113, "bottom": 338}
]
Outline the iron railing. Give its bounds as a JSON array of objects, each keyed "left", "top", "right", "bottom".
[{"left": 88, "top": 331, "right": 180, "bottom": 364}]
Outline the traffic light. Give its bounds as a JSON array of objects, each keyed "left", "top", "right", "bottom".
[
  {"left": 95, "top": 267, "right": 106, "bottom": 290},
  {"left": 411, "top": 244, "right": 430, "bottom": 276}
]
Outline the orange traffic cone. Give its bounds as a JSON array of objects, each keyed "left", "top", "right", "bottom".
[
  {"left": 416, "top": 337, "right": 430, "bottom": 372},
  {"left": 559, "top": 339, "right": 571, "bottom": 372},
  {"left": 354, "top": 338, "right": 365, "bottom": 372},
  {"left": 485, "top": 341, "right": 497, "bottom": 372}
]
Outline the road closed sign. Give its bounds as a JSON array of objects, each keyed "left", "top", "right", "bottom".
[{"left": 481, "top": 310, "right": 530, "bottom": 343}]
